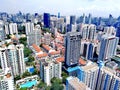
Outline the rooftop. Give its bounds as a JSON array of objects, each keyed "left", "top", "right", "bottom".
[
  {"left": 49, "top": 50, "right": 60, "bottom": 55},
  {"left": 79, "top": 58, "right": 87, "bottom": 65},
  {"left": 102, "top": 66, "right": 116, "bottom": 75},
  {"left": 37, "top": 53, "right": 48, "bottom": 58},
  {"left": 56, "top": 57, "right": 64, "bottom": 62},
  {"left": 67, "top": 66, "right": 82, "bottom": 73},
  {"left": 42, "top": 44, "right": 51, "bottom": 51},
  {"left": 32, "top": 44, "right": 41, "bottom": 53},
  {"left": 67, "top": 77, "right": 90, "bottom": 90},
  {"left": 81, "top": 63, "right": 99, "bottom": 72},
  {"left": 112, "top": 55, "right": 120, "bottom": 62}
]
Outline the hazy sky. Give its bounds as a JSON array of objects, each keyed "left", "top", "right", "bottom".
[{"left": 1, "top": 0, "right": 120, "bottom": 17}]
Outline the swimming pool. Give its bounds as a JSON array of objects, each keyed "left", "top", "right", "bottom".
[{"left": 20, "top": 80, "right": 37, "bottom": 88}]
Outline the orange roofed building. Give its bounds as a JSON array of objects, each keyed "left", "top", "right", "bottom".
[
  {"left": 42, "top": 44, "right": 51, "bottom": 52},
  {"left": 32, "top": 44, "right": 41, "bottom": 53},
  {"left": 56, "top": 57, "right": 64, "bottom": 63},
  {"left": 37, "top": 53, "right": 48, "bottom": 59},
  {"left": 49, "top": 50, "right": 60, "bottom": 58},
  {"left": 31, "top": 44, "right": 43, "bottom": 56},
  {"left": 79, "top": 58, "right": 87, "bottom": 66}
]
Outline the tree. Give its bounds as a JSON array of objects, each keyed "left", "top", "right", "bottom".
[
  {"left": 50, "top": 83, "right": 64, "bottom": 90},
  {"left": 43, "top": 28, "right": 51, "bottom": 33},
  {"left": 26, "top": 62, "right": 35, "bottom": 66},
  {"left": 62, "top": 71, "right": 68, "bottom": 84},
  {"left": 51, "top": 77, "right": 62, "bottom": 84},
  {"left": 32, "top": 68, "right": 38, "bottom": 75},
  {"left": 19, "top": 37, "right": 27, "bottom": 46},
  {"left": 14, "top": 75, "right": 21, "bottom": 81},
  {"left": 37, "top": 81, "right": 46, "bottom": 89},
  {"left": 6, "top": 34, "right": 11, "bottom": 39},
  {"left": 28, "top": 55, "right": 35, "bottom": 62},
  {"left": 20, "top": 87, "right": 27, "bottom": 90},
  {"left": 24, "top": 47, "right": 32, "bottom": 57},
  {"left": 22, "top": 71, "right": 31, "bottom": 78},
  {"left": 45, "top": 86, "right": 51, "bottom": 90},
  {"left": 50, "top": 77, "right": 64, "bottom": 90}
]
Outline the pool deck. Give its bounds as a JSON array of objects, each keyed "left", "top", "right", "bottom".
[
  {"left": 20, "top": 80, "right": 37, "bottom": 88},
  {"left": 16, "top": 75, "right": 39, "bottom": 89}
]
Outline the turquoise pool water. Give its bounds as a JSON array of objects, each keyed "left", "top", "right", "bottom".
[{"left": 20, "top": 80, "right": 37, "bottom": 88}]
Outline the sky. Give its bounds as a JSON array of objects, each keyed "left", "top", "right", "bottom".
[{"left": 1, "top": 0, "right": 120, "bottom": 17}]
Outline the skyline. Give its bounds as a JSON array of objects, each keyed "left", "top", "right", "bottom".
[{"left": 1, "top": 0, "right": 120, "bottom": 17}]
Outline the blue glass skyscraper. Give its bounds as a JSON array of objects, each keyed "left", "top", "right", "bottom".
[
  {"left": 70, "top": 15, "right": 76, "bottom": 25},
  {"left": 58, "top": 12, "right": 60, "bottom": 18},
  {"left": 44, "top": 13, "right": 50, "bottom": 28},
  {"left": 116, "top": 27, "right": 120, "bottom": 38}
]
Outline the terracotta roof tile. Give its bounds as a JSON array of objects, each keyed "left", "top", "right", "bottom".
[
  {"left": 6, "top": 73, "right": 11, "bottom": 78},
  {"left": 32, "top": 44, "right": 41, "bottom": 53},
  {"left": 79, "top": 58, "right": 87, "bottom": 65},
  {"left": 37, "top": 53, "right": 48, "bottom": 58},
  {"left": 49, "top": 50, "right": 60, "bottom": 55},
  {"left": 56, "top": 57, "right": 64, "bottom": 62},
  {"left": 42, "top": 44, "right": 51, "bottom": 51}
]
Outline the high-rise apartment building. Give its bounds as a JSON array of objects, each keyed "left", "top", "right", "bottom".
[
  {"left": 96, "top": 66, "right": 120, "bottom": 90},
  {"left": 81, "top": 41, "right": 97, "bottom": 61},
  {"left": 27, "top": 25, "right": 41, "bottom": 46},
  {"left": 9, "top": 23, "right": 18, "bottom": 35},
  {"left": 70, "top": 62, "right": 120, "bottom": 90},
  {"left": 65, "top": 32, "right": 82, "bottom": 67},
  {"left": 40, "top": 59, "right": 62, "bottom": 86},
  {"left": 0, "top": 44, "right": 26, "bottom": 76},
  {"left": 98, "top": 35, "right": 119, "bottom": 62},
  {"left": 0, "top": 27, "right": 5, "bottom": 41},
  {"left": 8, "top": 44, "right": 26, "bottom": 76},
  {"left": 8, "top": 44, "right": 19, "bottom": 76},
  {"left": 25, "top": 22, "right": 34, "bottom": 35},
  {"left": 16, "top": 44, "right": 26, "bottom": 75},
  {"left": 104, "top": 26, "right": 116, "bottom": 35},
  {"left": 66, "top": 76, "right": 91, "bottom": 90},
  {"left": 80, "top": 24, "right": 96, "bottom": 41},
  {"left": 5, "top": 24, "right": 9, "bottom": 35},
  {"left": 0, "top": 68, "right": 14, "bottom": 90},
  {"left": 78, "top": 63, "right": 99, "bottom": 90},
  {"left": 0, "top": 47, "right": 10, "bottom": 70}
]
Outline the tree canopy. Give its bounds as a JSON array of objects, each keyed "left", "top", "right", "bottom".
[
  {"left": 24, "top": 47, "right": 32, "bottom": 57},
  {"left": 62, "top": 71, "right": 68, "bottom": 84},
  {"left": 50, "top": 77, "right": 64, "bottom": 90},
  {"left": 20, "top": 87, "right": 27, "bottom": 90},
  {"left": 19, "top": 37, "right": 27, "bottom": 46},
  {"left": 22, "top": 71, "right": 31, "bottom": 78},
  {"left": 50, "top": 83, "right": 64, "bottom": 90},
  {"left": 14, "top": 75, "right": 21, "bottom": 81}
]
